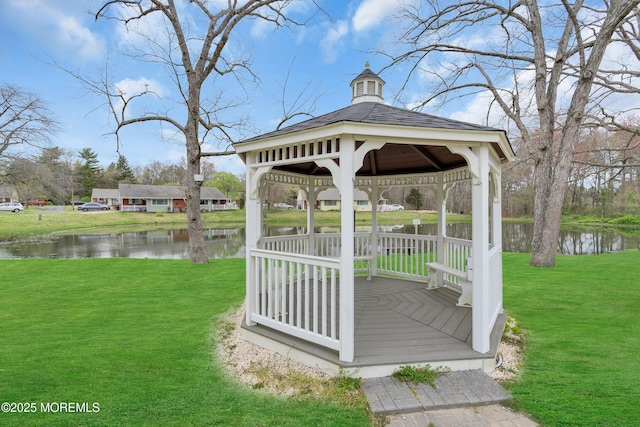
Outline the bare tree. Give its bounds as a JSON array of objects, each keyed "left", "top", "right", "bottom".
[
  {"left": 0, "top": 84, "right": 57, "bottom": 159},
  {"left": 385, "top": 0, "right": 640, "bottom": 266},
  {"left": 91, "top": 0, "right": 320, "bottom": 264}
]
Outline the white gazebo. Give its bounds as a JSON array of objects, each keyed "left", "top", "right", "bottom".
[{"left": 234, "top": 65, "right": 515, "bottom": 378}]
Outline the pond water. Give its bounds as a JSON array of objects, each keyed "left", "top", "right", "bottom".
[{"left": 0, "top": 223, "right": 638, "bottom": 259}]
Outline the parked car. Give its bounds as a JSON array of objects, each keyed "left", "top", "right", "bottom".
[
  {"left": 0, "top": 202, "right": 24, "bottom": 212},
  {"left": 379, "top": 204, "right": 404, "bottom": 212},
  {"left": 273, "top": 202, "right": 294, "bottom": 210},
  {"left": 77, "top": 202, "right": 110, "bottom": 211}
]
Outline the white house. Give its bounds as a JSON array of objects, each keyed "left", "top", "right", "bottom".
[{"left": 298, "top": 187, "right": 374, "bottom": 211}]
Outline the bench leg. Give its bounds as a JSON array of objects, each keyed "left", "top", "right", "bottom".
[
  {"left": 426, "top": 267, "right": 439, "bottom": 289},
  {"left": 456, "top": 279, "right": 472, "bottom": 307}
]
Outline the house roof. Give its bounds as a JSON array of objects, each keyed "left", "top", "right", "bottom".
[
  {"left": 118, "top": 184, "right": 226, "bottom": 200},
  {"left": 92, "top": 188, "right": 119, "bottom": 199}
]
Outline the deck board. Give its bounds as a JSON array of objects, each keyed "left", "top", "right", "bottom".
[{"left": 243, "top": 276, "right": 505, "bottom": 369}]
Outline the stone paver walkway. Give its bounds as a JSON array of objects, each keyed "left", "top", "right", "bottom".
[
  {"left": 387, "top": 404, "right": 539, "bottom": 427},
  {"left": 363, "top": 370, "right": 539, "bottom": 426}
]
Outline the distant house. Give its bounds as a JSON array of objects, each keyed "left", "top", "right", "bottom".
[
  {"left": 117, "top": 184, "right": 235, "bottom": 213},
  {"left": 0, "top": 185, "right": 19, "bottom": 203},
  {"left": 319, "top": 188, "right": 372, "bottom": 211},
  {"left": 91, "top": 189, "right": 120, "bottom": 207},
  {"left": 298, "top": 187, "right": 373, "bottom": 212}
]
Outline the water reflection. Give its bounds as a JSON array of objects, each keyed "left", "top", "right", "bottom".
[
  {"left": 0, "top": 223, "right": 638, "bottom": 259},
  {"left": 1, "top": 228, "right": 246, "bottom": 259}
]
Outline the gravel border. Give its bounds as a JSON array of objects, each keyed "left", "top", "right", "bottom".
[{"left": 215, "top": 305, "right": 523, "bottom": 396}]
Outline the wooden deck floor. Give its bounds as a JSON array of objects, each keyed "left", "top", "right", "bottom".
[{"left": 242, "top": 276, "right": 505, "bottom": 374}]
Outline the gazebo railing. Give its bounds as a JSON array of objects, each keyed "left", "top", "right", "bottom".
[
  {"left": 249, "top": 249, "right": 341, "bottom": 351},
  {"left": 377, "top": 232, "right": 438, "bottom": 279},
  {"left": 259, "top": 232, "right": 472, "bottom": 281},
  {"left": 261, "top": 234, "right": 308, "bottom": 254},
  {"left": 252, "top": 233, "right": 474, "bottom": 353}
]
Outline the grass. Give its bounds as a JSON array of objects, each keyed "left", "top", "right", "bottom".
[
  {"left": 391, "top": 365, "right": 449, "bottom": 387},
  {"left": 4, "top": 207, "right": 638, "bottom": 242},
  {"left": 503, "top": 251, "right": 640, "bottom": 427},
  {"left": 0, "top": 258, "right": 370, "bottom": 426},
  {"left": 2, "top": 252, "right": 639, "bottom": 426},
  {"left": 0, "top": 208, "right": 448, "bottom": 240}
]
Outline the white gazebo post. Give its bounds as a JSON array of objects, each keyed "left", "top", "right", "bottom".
[
  {"left": 370, "top": 177, "right": 379, "bottom": 277},
  {"left": 436, "top": 172, "right": 447, "bottom": 284},
  {"left": 471, "top": 144, "right": 491, "bottom": 353},
  {"left": 339, "top": 136, "right": 356, "bottom": 362},
  {"left": 491, "top": 165, "right": 503, "bottom": 310},
  {"left": 244, "top": 159, "right": 264, "bottom": 327},
  {"left": 307, "top": 177, "right": 316, "bottom": 255}
]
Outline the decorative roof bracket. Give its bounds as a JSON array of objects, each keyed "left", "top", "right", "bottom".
[
  {"left": 447, "top": 146, "right": 481, "bottom": 184},
  {"left": 249, "top": 166, "right": 272, "bottom": 200}
]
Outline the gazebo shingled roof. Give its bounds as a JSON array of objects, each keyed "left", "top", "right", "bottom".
[{"left": 237, "top": 102, "right": 511, "bottom": 177}]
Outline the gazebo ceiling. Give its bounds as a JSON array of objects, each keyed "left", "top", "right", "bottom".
[{"left": 273, "top": 142, "right": 469, "bottom": 177}]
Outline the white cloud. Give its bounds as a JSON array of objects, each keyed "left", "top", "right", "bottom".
[
  {"left": 4, "top": 0, "right": 105, "bottom": 61},
  {"left": 351, "top": 0, "right": 405, "bottom": 33},
  {"left": 113, "top": 77, "right": 165, "bottom": 118},
  {"left": 320, "top": 20, "right": 349, "bottom": 63}
]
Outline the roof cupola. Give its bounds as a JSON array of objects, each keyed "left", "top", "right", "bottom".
[{"left": 350, "top": 62, "right": 385, "bottom": 104}]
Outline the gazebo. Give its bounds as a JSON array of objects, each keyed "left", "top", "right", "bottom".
[{"left": 234, "top": 65, "right": 515, "bottom": 377}]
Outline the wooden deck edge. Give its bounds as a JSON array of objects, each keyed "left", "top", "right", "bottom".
[{"left": 240, "top": 311, "right": 506, "bottom": 379}]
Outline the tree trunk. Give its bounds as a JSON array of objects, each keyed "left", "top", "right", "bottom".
[
  {"left": 186, "top": 165, "right": 208, "bottom": 264},
  {"left": 185, "top": 86, "right": 208, "bottom": 264}
]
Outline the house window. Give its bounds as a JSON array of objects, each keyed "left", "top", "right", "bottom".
[
  {"left": 356, "top": 200, "right": 368, "bottom": 206},
  {"left": 325, "top": 200, "right": 337, "bottom": 206},
  {"left": 356, "top": 81, "right": 364, "bottom": 96},
  {"left": 200, "top": 199, "right": 208, "bottom": 205},
  {"left": 131, "top": 198, "right": 143, "bottom": 205},
  {"left": 151, "top": 199, "right": 168, "bottom": 206}
]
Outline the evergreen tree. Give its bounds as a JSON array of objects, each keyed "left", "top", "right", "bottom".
[
  {"left": 115, "top": 155, "right": 136, "bottom": 183},
  {"left": 405, "top": 188, "right": 423, "bottom": 210},
  {"left": 77, "top": 148, "right": 101, "bottom": 197}
]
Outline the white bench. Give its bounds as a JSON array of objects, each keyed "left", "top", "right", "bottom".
[{"left": 426, "top": 262, "right": 472, "bottom": 307}]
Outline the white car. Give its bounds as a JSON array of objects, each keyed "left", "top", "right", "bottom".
[
  {"left": 0, "top": 202, "right": 24, "bottom": 212},
  {"left": 379, "top": 204, "right": 404, "bottom": 212},
  {"left": 273, "top": 202, "right": 294, "bottom": 210}
]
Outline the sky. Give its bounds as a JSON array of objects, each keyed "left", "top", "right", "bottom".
[
  {"left": 3, "top": 1, "right": 638, "bottom": 177},
  {"left": 1, "top": 0, "right": 429, "bottom": 176}
]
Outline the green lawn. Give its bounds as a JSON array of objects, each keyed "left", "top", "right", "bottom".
[
  {"left": 0, "top": 259, "right": 370, "bottom": 426},
  {"left": 0, "top": 208, "right": 447, "bottom": 240},
  {"left": 1, "top": 253, "right": 638, "bottom": 426},
  {"left": 503, "top": 251, "right": 640, "bottom": 427}
]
